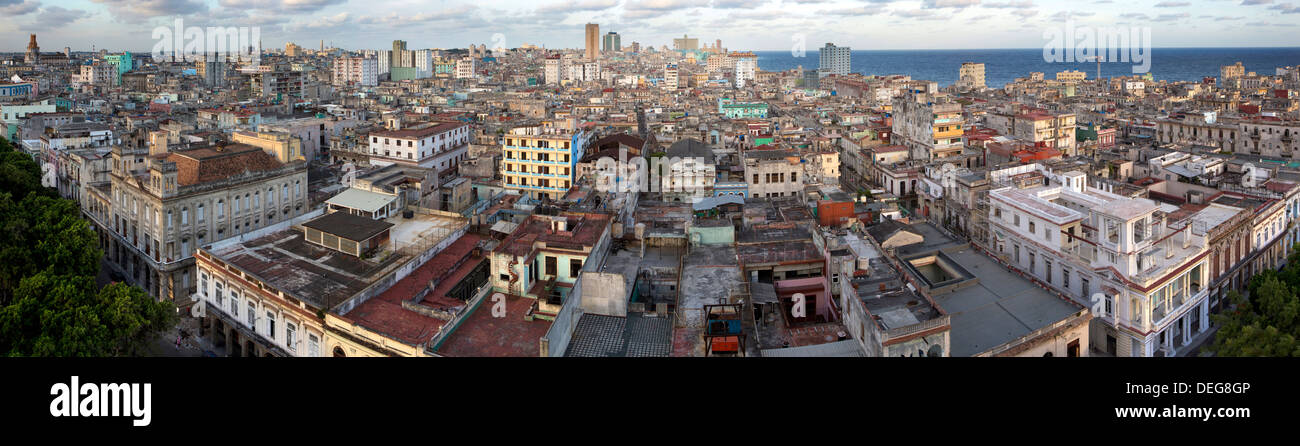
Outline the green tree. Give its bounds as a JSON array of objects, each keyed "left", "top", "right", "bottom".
[
  {"left": 1208, "top": 244, "right": 1300, "bottom": 356},
  {"left": 0, "top": 274, "right": 176, "bottom": 356},
  {"left": 0, "top": 135, "right": 178, "bottom": 356}
]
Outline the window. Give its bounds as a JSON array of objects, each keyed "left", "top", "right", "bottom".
[
  {"left": 308, "top": 334, "right": 320, "bottom": 357},
  {"left": 1062, "top": 268, "right": 1070, "bottom": 289},
  {"left": 1014, "top": 214, "right": 1021, "bottom": 226},
  {"left": 545, "top": 256, "right": 557, "bottom": 276},
  {"left": 245, "top": 299, "right": 254, "bottom": 327},
  {"left": 286, "top": 323, "right": 297, "bottom": 353},
  {"left": 229, "top": 289, "right": 240, "bottom": 319},
  {"left": 182, "top": 208, "right": 189, "bottom": 225},
  {"left": 265, "top": 311, "right": 276, "bottom": 339},
  {"left": 571, "top": 259, "right": 582, "bottom": 278},
  {"left": 215, "top": 282, "right": 224, "bottom": 306},
  {"left": 198, "top": 204, "right": 205, "bottom": 221},
  {"left": 200, "top": 272, "right": 208, "bottom": 297},
  {"left": 1045, "top": 260, "right": 1052, "bottom": 284},
  {"left": 1029, "top": 221, "right": 1036, "bottom": 233}
]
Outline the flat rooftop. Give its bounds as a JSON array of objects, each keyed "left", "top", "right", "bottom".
[
  {"left": 435, "top": 294, "right": 552, "bottom": 357},
  {"left": 210, "top": 230, "right": 405, "bottom": 310},
  {"left": 303, "top": 211, "right": 393, "bottom": 242},
  {"left": 565, "top": 313, "right": 673, "bottom": 357},
  {"left": 930, "top": 247, "right": 1083, "bottom": 357}
]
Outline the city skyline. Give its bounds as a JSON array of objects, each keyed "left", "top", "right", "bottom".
[{"left": 2, "top": 0, "right": 1299, "bottom": 53}]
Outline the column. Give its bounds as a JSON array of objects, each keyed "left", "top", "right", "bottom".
[
  {"left": 1181, "top": 315, "right": 1191, "bottom": 346},
  {"left": 1200, "top": 299, "right": 1210, "bottom": 333}
]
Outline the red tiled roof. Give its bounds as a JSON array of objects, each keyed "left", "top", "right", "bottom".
[{"left": 165, "top": 144, "right": 284, "bottom": 186}]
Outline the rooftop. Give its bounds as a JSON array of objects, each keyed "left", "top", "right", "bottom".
[
  {"left": 302, "top": 211, "right": 393, "bottom": 242},
  {"left": 435, "top": 293, "right": 552, "bottom": 357},
  {"left": 930, "top": 248, "right": 1083, "bottom": 357}
]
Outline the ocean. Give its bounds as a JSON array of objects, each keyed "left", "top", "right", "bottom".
[{"left": 753, "top": 48, "right": 1300, "bottom": 88}]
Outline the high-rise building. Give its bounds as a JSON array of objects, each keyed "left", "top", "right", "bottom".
[
  {"left": 544, "top": 55, "right": 565, "bottom": 85},
  {"left": 585, "top": 23, "right": 599, "bottom": 60},
  {"left": 602, "top": 32, "right": 621, "bottom": 54},
  {"left": 332, "top": 56, "right": 378, "bottom": 87},
  {"left": 673, "top": 35, "right": 698, "bottom": 51},
  {"left": 664, "top": 64, "right": 678, "bottom": 90},
  {"left": 285, "top": 42, "right": 301, "bottom": 57},
  {"left": 819, "top": 42, "right": 850, "bottom": 77},
  {"left": 733, "top": 52, "right": 757, "bottom": 88},
  {"left": 455, "top": 57, "right": 476, "bottom": 79},
  {"left": 957, "top": 62, "right": 986, "bottom": 91},
  {"left": 391, "top": 40, "right": 410, "bottom": 68},
  {"left": 196, "top": 53, "right": 227, "bottom": 87},
  {"left": 1222, "top": 61, "right": 1242, "bottom": 81}
]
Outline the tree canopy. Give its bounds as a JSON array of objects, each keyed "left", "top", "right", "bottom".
[
  {"left": 1208, "top": 244, "right": 1300, "bottom": 357},
  {"left": 0, "top": 136, "right": 176, "bottom": 356}
]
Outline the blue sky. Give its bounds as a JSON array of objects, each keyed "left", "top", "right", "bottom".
[{"left": 1, "top": 0, "right": 1297, "bottom": 52}]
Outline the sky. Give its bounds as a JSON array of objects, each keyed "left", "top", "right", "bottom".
[{"left": 1, "top": 0, "right": 1298, "bottom": 52}]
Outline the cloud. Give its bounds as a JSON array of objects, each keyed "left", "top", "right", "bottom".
[
  {"left": 217, "top": 0, "right": 347, "bottom": 12},
  {"left": 23, "top": 5, "right": 93, "bottom": 31},
  {"left": 894, "top": 9, "right": 937, "bottom": 17},
  {"left": 1049, "top": 11, "right": 1095, "bottom": 20},
  {"left": 1152, "top": 12, "right": 1190, "bottom": 21},
  {"left": 1011, "top": 9, "right": 1038, "bottom": 17},
  {"left": 536, "top": 0, "right": 620, "bottom": 13},
  {"left": 1119, "top": 12, "right": 1149, "bottom": 19},
  {"left": 90, "top": 0, "right": 209, "bottom": 23},
  {"left": 1270, "top": 2, "right": 1300, "bottom": 12},
  {"left": 624, "top": 0, "right": 711, "bottom": 19},
  {"left": 1215, "top": 15, "right": 1245, "bottom": 20},
  {"left": 1154, "top": 1, "right": 1189, "bottom": 6},
  {"left": 1240, "top": 0, "right": 1271, "bottom": 4},
  {"left": 820, "top": 5, "right": 887, "bottom": 15},
  {"left": 923, "top": 0, "right": 980, "bottom": 8},
  {"left": 982, "top": 0, "right": 1033, "bottom": 8},
  {"left": 0, "top": 0, "right": 39, "bottom": 16}
]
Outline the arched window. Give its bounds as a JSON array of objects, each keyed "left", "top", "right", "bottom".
[{"left": 333, "top": 346, "right": 346, "bottom": 357}]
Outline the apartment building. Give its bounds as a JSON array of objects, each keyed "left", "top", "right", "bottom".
[
  {"left": 332, "top": 56, "right": 378, "bottom": 87},
  {"left": 891, "top": 89, "right": 964, "bottom": 161},
  {"left": 743, "top": 149, "right": 803, "bottom": 198},
  {"left": 819, "top": 43, "right": 851, "bottom": 77},
  {"left": 367, "top": 121, "right": 472, "bottom": 171},
  {"left": 733, "top": 52, "right": 757, "bottom": 88},
  {"left": 987, "top": 171, "right": 1210, "bottom": 357},
  {"left": 664, "top": 64, "right": 679, "bottom": 90},
  {"left": 957, "top": 62, "right": 985, "bottom": 91},
  {"left": 1013, "top": 111, "right": 1078, "bottom": 155},
  {"left": 1056, "top": 70, "right": 1087, "bottom": 82},
  {"left": 102, "top": 142, "right": 310, "bottom": 301},
  {"left": 490, "top": 213, "right": 612, "bottom": 318},
  {"left": 500, "top": 123, "right": 592, "bottom": 200},
  {"left": 544, "top": 55, "right": 565, "bottom": 85}
]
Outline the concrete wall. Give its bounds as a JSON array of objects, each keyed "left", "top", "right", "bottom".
[{"left": 579, "top": 272, "right": 628, "bottom": 317}]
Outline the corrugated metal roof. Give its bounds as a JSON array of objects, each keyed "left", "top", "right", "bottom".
[{"left": 326, "top": 187, "right": 396, "bottom": 213}]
